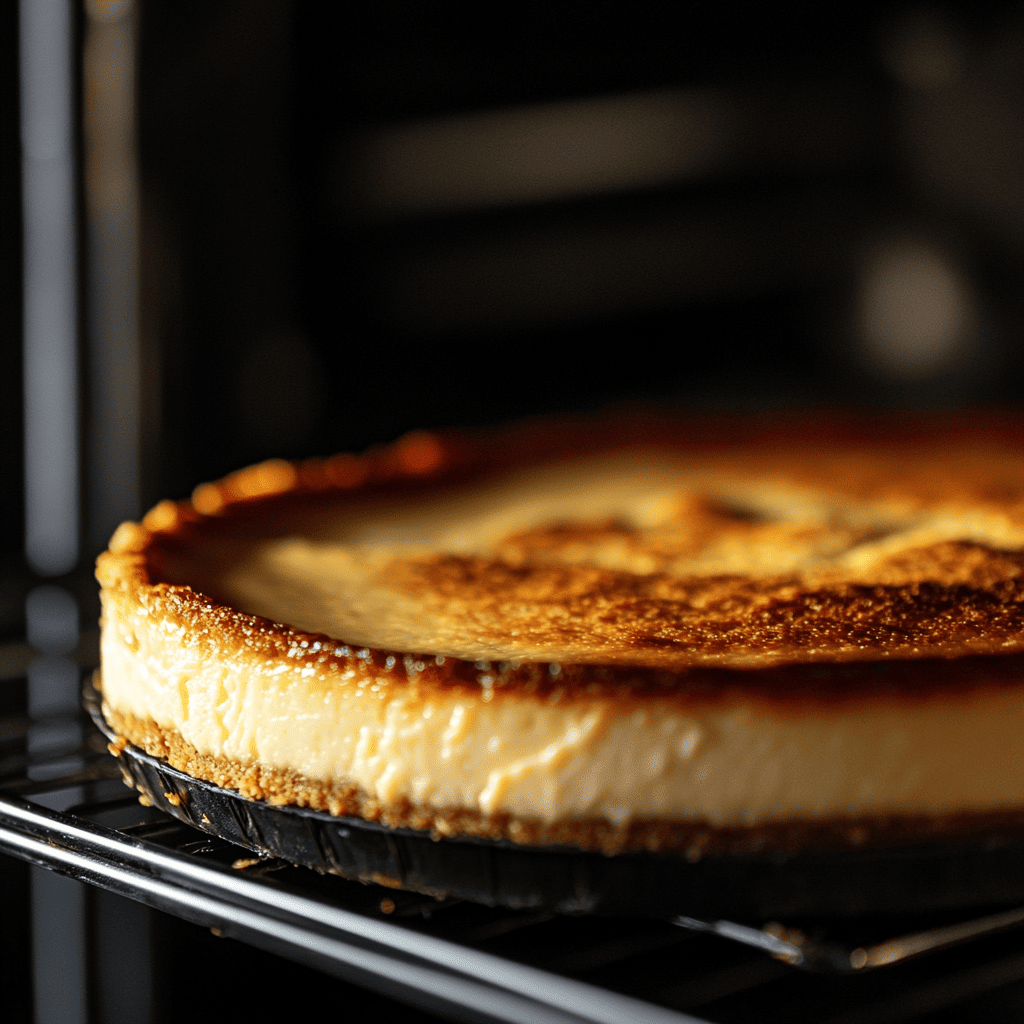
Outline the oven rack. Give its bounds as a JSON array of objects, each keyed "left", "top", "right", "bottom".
[{"left": 7, "top": 667, "right": 1024, "bottom": 1021}]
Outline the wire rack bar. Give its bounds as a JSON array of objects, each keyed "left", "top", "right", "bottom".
[{"left": 0, "top": 790, "right": 706, "bottom": 1024}]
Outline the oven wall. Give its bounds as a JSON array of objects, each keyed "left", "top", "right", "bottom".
[
  {"left": 134, "top": 2, "right": 1024, "bottom": 523},
  {"left": 7, "top": 2, "right": 1024, "bottom": 1021}
]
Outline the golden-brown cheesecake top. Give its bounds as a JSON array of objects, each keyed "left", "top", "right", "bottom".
[{"left": 97, "top": 411, "right": 1024, "bottom": 696}]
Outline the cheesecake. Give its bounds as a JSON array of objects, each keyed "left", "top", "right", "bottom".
[{"left": 95, "top": 413, "right": 1024, "bottom": 856}]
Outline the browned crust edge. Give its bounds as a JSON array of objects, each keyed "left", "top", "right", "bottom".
[
  {"left": 96, "top": 554, "right": 1024, "bottom": 709},
  {"left": 97, "top": 412, "right": 1024, "bottom": 698},
  {"left": 101, "top": 702, "right": 1024, "bottom": 858}
]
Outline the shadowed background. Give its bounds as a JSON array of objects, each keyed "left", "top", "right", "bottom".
[
  {"left": 6, "top": 2, "right": 1024, "bottom": 609},
  {"left": 5, "top": 3, "right": 1024, "bottom": 1021}
]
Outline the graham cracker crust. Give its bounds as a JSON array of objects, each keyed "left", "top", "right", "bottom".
[{"left": 99, "top": 702, "right": 1024, "bottom": 859}]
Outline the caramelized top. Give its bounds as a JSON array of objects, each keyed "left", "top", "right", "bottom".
[{"left": 99, "top": 412, "right": 1024, "bottom": 674}]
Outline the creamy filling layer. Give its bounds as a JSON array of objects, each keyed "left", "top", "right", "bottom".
[{"left": 100, "top": 605, "right": 1024, "bottom": 827}]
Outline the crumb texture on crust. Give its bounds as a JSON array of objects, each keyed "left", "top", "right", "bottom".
[{"left": 116, "top": 415, "right": 1024, "bottom": 671}]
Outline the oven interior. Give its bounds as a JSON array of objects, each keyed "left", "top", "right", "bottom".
[{"left": 5, "top": 2, "right": 1024, "bottom": 1020}]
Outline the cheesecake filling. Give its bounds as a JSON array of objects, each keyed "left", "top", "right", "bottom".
[{"left": 100, "top": 608, "right": 1024, "bottom": 828}]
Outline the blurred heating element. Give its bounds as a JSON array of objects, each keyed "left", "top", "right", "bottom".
[
  {"left": 352, "top": 90, "right": 739, "bottom": 215},
  {"left": 879, "top": 8, "right": 965, "bottom": 92},
  {"left": 857, "top": 237, "right": 977, "bottom": 382},
  {"left": 20, "top": 0, "right": 79, "bottom": 575},
  {"left": 351, "top": 87, "right": 867, "bottom": 218},
  {"left": 84, "top": 0, "right": 143, "bottom": 552}
]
